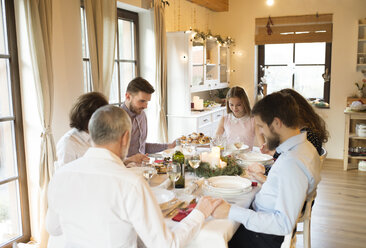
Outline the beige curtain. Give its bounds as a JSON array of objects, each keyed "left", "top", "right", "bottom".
[
  {"left": 85, "top": 0, "right": 116, "bottom": 98},
  {"left": 24, "top": 0, "right": 55, "bottom": 247},
  {"left": 154, "top": 1, "right": 168, "bottom": 142}
]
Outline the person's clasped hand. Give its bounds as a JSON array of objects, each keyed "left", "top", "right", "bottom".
[
  {"left": 195, "top": 196, "right": 223, "bottom": 218},
  {"left": 211, "top": 200, "right": 231, "bottom": 219}
]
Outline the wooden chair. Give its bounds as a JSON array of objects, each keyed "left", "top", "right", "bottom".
[
  {"left": 282, "top": 148, "right": 325, "bottom": 248},
  {"left": 281, "top": 191, "right": 317, "bottom": 248}
]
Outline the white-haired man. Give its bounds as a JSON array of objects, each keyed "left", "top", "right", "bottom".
[{"left": 46, "top": 105, "right": 221, "bottom": 248}]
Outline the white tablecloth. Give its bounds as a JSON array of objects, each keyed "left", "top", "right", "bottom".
[{"left": 163, "top": 174, "right": 260, "bottom": 248}]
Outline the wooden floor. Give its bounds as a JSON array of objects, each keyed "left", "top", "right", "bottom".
[{"left": 295, "top": 159, "right": 366, "bottom": 248}]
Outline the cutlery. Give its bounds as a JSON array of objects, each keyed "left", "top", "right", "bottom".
[
  {"left": 160, "top": 198, "right": 178, "bottom": 211},
  {"left": 163, "top": 201, "right": 185, "bottom": 217}
]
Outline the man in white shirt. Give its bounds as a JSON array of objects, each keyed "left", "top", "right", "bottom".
[
  {"left": 212, "top": 92, "right": 321, "bottom": 248},
  {"left": 46, "top": 105, "right": 221, "bottom": 248}
]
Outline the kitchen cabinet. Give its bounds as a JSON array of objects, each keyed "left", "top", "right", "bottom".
[
  {"left": 357, "top": 20, "right": 366, "bottom": 70},
  {"left": 343, "top": 111, "right": 366, "bottom": 170},
  {"left": 166, "top": 31, "right": 230, "bottom": 141},
  {"left": 167, "top": 107, "right": 226, "bottom": 141}
]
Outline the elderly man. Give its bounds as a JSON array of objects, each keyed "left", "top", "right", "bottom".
[
  {"left": 212, "top": 92, "right": 321, "bottom": 248},
  {"left": 122, "top": 77, "right": 175, "bottom": 164},
  {"left": 46, "top": 105, "right": 221, "bottom": 248}
]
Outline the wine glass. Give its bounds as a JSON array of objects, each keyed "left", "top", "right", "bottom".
[
  {"left": 166, "top": 162, "right": 181, "bottom": 189},
  {"left": 188, "top": 153, "right": 201, "bottom": 178},
  {"left": 142, "top": 162, "right": 157, "bottom": 186}
]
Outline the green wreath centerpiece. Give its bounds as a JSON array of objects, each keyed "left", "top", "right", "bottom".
[{"left": 186, "top": 156, "right": 243, "bottom": 178}]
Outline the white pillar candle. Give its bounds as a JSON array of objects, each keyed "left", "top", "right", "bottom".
[
  {"left": 212, "top": 147, "right": 221, "bottom": 167},
  {"left": 196, "top": 99, "right": 204, "bottom": 110}
]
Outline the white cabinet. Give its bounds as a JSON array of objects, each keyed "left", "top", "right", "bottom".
[
  {"left": 166, "top": 31, "right": 230, "bottom": 140},
  {"left": 357, "top": 19, "right": 366, "bottom": 70},
  {"left": 167, "top": 108, "right": 226, "bottom": 141}
]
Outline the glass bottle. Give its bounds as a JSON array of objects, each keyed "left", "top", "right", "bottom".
[{"left": 173, "top": 140, "right": 185, "bottom": 188}]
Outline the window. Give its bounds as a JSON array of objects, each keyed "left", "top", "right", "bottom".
[
  {"left": 80, "top": 6, "right": 139, "bottom": 105},
  {"left": 255, "top": 14, "right": 333, "bottom": 105},
  {"left": 258, "top": 42, "right": 331, "bottom": 103},
  {"left": 0, "top": 0, "right": 30, "bottom": 247}
]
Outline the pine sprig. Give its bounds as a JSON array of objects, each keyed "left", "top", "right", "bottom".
[{"left": 186, "top": 156, "right": 243, "bottom": 178}]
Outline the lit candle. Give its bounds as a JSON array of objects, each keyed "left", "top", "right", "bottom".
[{"left": 219, "top": 159, "right": 227, "bottom": 168}]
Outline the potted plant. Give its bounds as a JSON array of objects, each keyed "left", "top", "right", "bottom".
[
  {"left": 215, "top": 88, "right": 229, "bottom": 106},
  {"left": 355, "top": 79, "right": 366, "bottom": 98}
]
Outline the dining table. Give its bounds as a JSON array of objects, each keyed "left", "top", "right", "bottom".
[{"left": 149, "top": 172, "right": 261, "bottom": 248}]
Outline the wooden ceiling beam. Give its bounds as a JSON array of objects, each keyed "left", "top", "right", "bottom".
[{"left": 187, "top": 0, "right": 228, "bottom": 12}]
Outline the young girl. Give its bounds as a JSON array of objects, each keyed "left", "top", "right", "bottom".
[{"left": 216, "top": 86, "right": 264, "bottom": 149}]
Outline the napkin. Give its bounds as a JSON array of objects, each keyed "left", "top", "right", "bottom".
[
  {"left": 184, "top": 178, "right": 204, "bottom": 195},
  {"left": 172, "top": 203, "right": 197, "bottom": 222},
  {"left": 153, "top": 178, "right": 171, "bottom": 189}
]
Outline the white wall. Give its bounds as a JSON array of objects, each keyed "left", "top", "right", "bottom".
[
  {"left": 210, "top": 0, "right": 366, "bottom": 159},
  {"left": 52, "top": 0, "right": 84, "bottom": 142}
]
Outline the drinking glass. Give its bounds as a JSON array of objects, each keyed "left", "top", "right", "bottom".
[
  {"left": 166, "top": 162, "right": 181, "bottom": 189},
  {"left": 188, "top": 153, "right": 201, "bottom": 178},
  {"left": 142, "top": 162, "right": 157, "bottom": 186}
]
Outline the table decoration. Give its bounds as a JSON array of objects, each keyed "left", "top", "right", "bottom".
[{"left": 186, "top": 155, "right": 243, "bottom": 178}]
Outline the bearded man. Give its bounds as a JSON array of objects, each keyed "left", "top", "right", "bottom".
[
  {"left": 212, "top": 92, "right": 321, "bottom": 248},
  {"left": 122, "top": 77, "right": 175, "bottom": 164}
]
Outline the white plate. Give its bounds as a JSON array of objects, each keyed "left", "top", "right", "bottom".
[
  {"left": 236, "top": 151, "right": 273, "bottom": 165},
  {"left": 204, "top": 176, "right": 252, "bottom": 194},
  {"left": 161, "top": 148, "right": 175, "bottom": 158},
  {"left": 151, "top": 188, "right": 175, "bottom": 204},
  {"left": 128, "top": 166, "right": 155, "bottom": 175},
  {"left": 203, "top": 185, "right": 252, "bottom": 197},
  {"left": 226, "top": 143, "right": 250, "bottom": 152}
]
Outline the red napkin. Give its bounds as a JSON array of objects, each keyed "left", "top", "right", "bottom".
[{"left": 172, "top": 203, "right": 197, "bottom": 222}]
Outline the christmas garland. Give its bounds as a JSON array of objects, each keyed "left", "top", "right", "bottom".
[
  {"left": 186, "top": 156, "right": 243, "bottom": 178},
  {"left": 193, "top": 29, "right": 235, "bottom": 46}
]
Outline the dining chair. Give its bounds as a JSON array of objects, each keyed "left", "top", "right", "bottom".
[
  {"left": 280, "top": 233, "right": 295, "bottom": 248},
  {"left": 319, "top": 147, "right": 327, "bottom": 169},
  {"left": 281, "top": 189, "right": 318, "bottom": 248},
  {"left": 295, "top": 190, "right": 318, "bottom": 248}
]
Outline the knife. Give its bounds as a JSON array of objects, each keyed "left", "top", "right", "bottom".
[{"left": 163, "top": 201, "right": 185, "bottom": 217}]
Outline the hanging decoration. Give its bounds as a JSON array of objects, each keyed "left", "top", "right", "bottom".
[
  {"left": 266, "top": 16, "right": 273, "bottom": 35},
  {"left": 161, "top": 0, "right": 170, "bottom": 7},
  {"left": 193, "top": 29, "right": 235, "bottom": 46}
]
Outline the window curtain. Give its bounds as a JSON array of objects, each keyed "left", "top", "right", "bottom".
[
  {"left": 84, "top": 0, "right": 116, "bottom": 98},
  {"left": 255, "top": 14, "right": 333, "bottom": 45},
  {"left": 24, "top": 0, "right": 56, "bottom": 246},
  {"left": 154, "top": 0, "right": 168, "bottom": 143}
]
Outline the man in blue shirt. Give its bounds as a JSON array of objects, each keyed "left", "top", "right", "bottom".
[{"left": 212, "top": 92, "right": 321, "bottom": 248}]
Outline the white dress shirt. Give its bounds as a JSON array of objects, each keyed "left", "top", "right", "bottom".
[
  {"left": 228, "top": 132, "right": 321, "bottom": 235},
  {"left": 55, "top": 128, "right": 91, "bottom": 168},
  {"left": 46, "top": 147, "right": 205, "bottom": 248}
]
